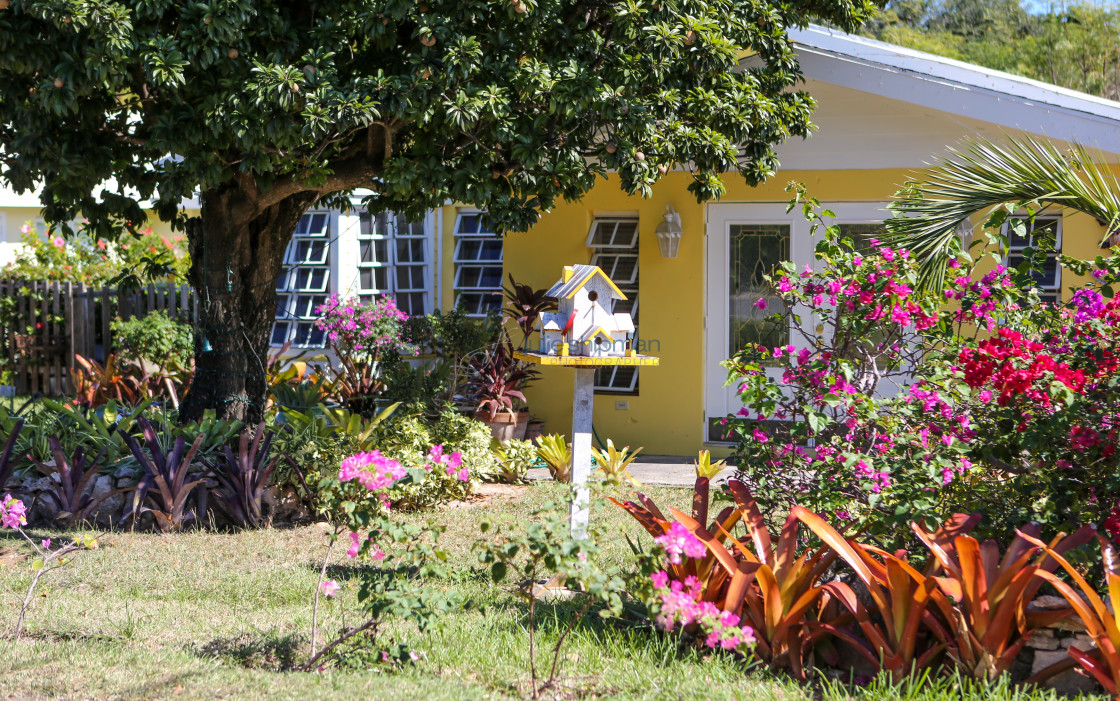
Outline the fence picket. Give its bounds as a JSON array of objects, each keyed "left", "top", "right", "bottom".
[
  {"left": 15, "top": 283, "right": 27, "bottom": 395},
  {"left": 100, "top": 287, "right": 112, "bottom": 365},
  {"left": 51, "top": 282, "right": 62, "bottom": 395}
]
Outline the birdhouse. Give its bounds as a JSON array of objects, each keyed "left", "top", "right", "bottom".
[{"left": 535, "top": 264, "right": 636, "bottom": 357}]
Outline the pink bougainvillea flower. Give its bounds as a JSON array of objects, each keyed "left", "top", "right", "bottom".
[
  {"left": 41, "top": 539, "right": 50, "bottom": 549},
  {"left": 320, "top": 579, "right": 340, "bottom": 598},
  {"left": 753, "top": 297, "right": 768, "bottom": 310},
  {"left": 347, "top": 531, "right": 362, "bottom": 559},
  {"left": 0, "top": 494, "right": 27, "bottom": 529},
  {"left": 654, "top": 522, "right": 707, "bottom": 564}
]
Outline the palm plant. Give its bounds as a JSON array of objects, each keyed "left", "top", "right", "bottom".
[{"left": 884, "top": 135, "right": 1120, "bottom": 289}]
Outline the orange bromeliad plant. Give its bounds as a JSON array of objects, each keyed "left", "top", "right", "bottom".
[
  {"left": 1019, "top": 531, "right": 1120, "bottom": 693},
  {"left": 71, "top": 353, "right": 139, "bottom": 407},
  {"left": 794, "top": 507, "right": 960, "bottom": 681},
  {"left": 913, "top": 520, "right": 1093, "bottom": 680},
  {"left": 612, "top": 476, "right": 839, "bottom": 677}
]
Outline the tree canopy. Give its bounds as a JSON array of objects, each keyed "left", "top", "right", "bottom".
[
  {"left": 4, "top": 0, "right": 877, "bottom": 234},
  {"left": 0, "top": 0, "right": 881, "bottom": 419}
]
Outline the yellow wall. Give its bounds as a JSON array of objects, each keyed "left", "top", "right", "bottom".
[
  {"left": 444, "top": 170, "right": 1109, "bottom": 457},
  {"left": 0, "top": 206, "right": 184, "bottom": 243}
]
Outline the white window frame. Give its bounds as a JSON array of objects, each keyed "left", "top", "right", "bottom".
[
  {"left": 704, "top": 202, "right": 888, "bottom": 443},
  {"left": 273, "top": 211, "right": 334, "bottom": 349},
  {"left": 453, "top": 210, "right": 503, "bottom": 317},
  {"left": 1002, "top": 214, "right": 1062, "bottom": 305},
  {"left": 356, "top": 211, "right": 434, "bottom": 316},
  {"left": 588, "top": 216, "right": 640, "bottom": 393}
]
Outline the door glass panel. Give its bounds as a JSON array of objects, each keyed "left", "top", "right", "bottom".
[{"left": 729, "top": 224, "right": 790, "bottom": 354}]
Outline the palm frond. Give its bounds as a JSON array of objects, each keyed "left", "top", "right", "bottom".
[{"left": 883, "top": 135, "right": 1120, "bottom": 290}]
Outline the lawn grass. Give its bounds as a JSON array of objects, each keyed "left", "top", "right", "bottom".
[{"left": 0, "top": 482, "right": 1105, "bottom": 700}]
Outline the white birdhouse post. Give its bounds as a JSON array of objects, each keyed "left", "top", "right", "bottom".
[
  {"left": 516, "top": 264, "right": 659, "bottom": 537},
  {"left": 569, "top": 367, "right": 595, "bottom": 538}
]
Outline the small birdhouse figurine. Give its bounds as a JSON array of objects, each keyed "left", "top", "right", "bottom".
[{"left": 535, "top": 264, "right": 635, "bottom": 357}]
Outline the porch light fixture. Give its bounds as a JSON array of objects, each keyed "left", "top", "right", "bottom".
[{"left": 655, "top": 205, "right": 683, "bottom": 258}]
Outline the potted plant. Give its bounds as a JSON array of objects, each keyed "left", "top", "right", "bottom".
[
  {"left": 525, "top": 416, "right": 546, "bottom": 441},
  {"left": 464, "top": 335, "right": 540, "bottom": 442}
]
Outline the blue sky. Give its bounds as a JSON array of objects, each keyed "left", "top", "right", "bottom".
[{"left": 1022, "top": 0, "right": 1118, "bottom": 11}]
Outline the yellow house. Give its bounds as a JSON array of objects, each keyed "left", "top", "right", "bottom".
[
  {"left": 432, "top": 25, "right": 1120, "bottom": 456},
  {"left": 3, "top": 26, "right": 1119, "bottom": 441}
]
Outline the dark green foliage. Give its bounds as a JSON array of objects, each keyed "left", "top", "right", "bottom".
[
  {"left": 864, "top": 1, "right": 1120, "bottom": 100},
  {"left": 0, "top": 0, "right": 878, "bottom": 231}
]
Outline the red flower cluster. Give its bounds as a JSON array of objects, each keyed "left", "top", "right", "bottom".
[
  {"left": 1105, "top": 506, "right": 1120, "bottom": 544},
  {"left": 959, "top": 329, "right": 1086, "bottom": 408}
]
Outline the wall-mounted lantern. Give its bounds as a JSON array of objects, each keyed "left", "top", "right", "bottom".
[{"left": 655, "top": 205, "right": 682, "bottom": 258}]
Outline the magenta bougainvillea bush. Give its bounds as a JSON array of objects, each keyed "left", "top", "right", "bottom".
[
  {"left": 314, "top": 295, "right": 415, "bottom": 358},
  {"left": 725, "top": 193, "right": 1120, "bottom": 547}
]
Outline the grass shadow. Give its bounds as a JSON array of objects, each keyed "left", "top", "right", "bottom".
[{"left": 193, "top": 631, "right": 307, "bottom": 672}]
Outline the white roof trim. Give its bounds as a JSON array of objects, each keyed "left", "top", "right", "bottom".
[{"left": 791, "top": 25, "right": 1120, "bottom": 155}]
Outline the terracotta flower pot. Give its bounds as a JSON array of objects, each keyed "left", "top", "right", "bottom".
[
  {"left": 475, "top": 408, "right": 529, "bottom": 443},
  {"left": 525, "top": 420, "right": 546, "bottom": 441}
]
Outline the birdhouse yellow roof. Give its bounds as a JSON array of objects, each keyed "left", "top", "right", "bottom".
[
  {"left": 578, "top": 326, "right": 615, "bottom": 343},
  {"left": 544, "top": 264, "right": 627, "bottom": 301}
]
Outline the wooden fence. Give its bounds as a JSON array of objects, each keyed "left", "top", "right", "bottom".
[{"left": 0, "top": 281, "right": 197, "bottom": 397}]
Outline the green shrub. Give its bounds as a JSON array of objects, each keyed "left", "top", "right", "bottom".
[
  {"left": 271, "top": 406, "right": 494, "bottom": 514},
  {"left": 376, "top": 408, "right": 499, "bottom": 509},
  {"left": 493, "top": 438, "right": 536, "bottom": 484},
  {"left": 111, "top": 311, "right": 193, "bottom": 368},
  {"left": 269, "top": 408, "right": 362, "bottom": 514}
]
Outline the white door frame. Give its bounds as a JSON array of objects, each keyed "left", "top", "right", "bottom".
[{"left": 703, "top": 201, "right": 889, "bottom": 441}]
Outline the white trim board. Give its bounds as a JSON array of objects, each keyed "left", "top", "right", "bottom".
[{"left": 789, "top": 25, "right": 1120, "bottom": 157}]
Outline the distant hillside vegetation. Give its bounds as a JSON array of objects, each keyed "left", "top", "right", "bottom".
[{"left": 860, "top": 0, "right": 1120, "bottom": 101}]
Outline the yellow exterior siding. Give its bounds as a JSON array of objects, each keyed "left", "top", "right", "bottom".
[
  {"left": 439, "top": 170, "right": 1109, "bottom": 457},
  {"left": 0, "top": 206, "right": 186, "bottom": 244}
]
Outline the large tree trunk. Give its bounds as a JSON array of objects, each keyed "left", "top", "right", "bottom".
[{"left": 180, "top": 186, "right": 318, "bottom": 423}]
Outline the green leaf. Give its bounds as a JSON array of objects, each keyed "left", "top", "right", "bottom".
[{"left": 490, "top": 561, "right": 508, "bottom": 583}]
